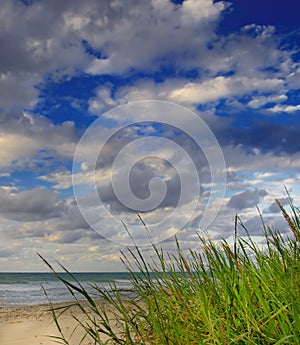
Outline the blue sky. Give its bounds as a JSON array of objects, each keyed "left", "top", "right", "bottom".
[{"left": 0, "top": 0, "right": 300, "bottom": 271}]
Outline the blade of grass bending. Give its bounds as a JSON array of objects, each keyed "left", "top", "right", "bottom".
[
  {"left": 41, "top": 285, "right": 69, "bottom": 345},
  {"left": 56, "top": 261, "right": 98, "bottom": 309}
]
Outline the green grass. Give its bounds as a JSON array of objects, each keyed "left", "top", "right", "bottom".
[{"left": 41, "top": 197, "right": 300, "bottom": 344}]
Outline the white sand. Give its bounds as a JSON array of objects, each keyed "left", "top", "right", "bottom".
[{"left": 0, "top": 302, "right": 114, "bottom": 345}]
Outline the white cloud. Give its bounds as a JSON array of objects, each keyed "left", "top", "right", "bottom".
[
  {"left": 87, "top": 74, "right": 286, "bottom": 114},
  {"left": 0, "top": 0, "right": 296, "bottom": 115},
  {"left": 248, "top": 94, "right": 287, "bottom": 109},
  {"left": 0, "top": 132, "right": 39, "bottom": 168},
  {"left": 169, "top": 76, "right": 284, "bottom": 104},
  {"left": 268, "top": 104, "right": 300, "bottom": 113},
  {"left": 88, "top": 85, "right": 119, "bottom": 114},
  {"left": 287, "top": 67, "right": 300, "bottom": 89},
  {"left": 0, "top": 113, "right": 77, "bottom": 170},
  {"left": 39, "top": 167, "right": 111, "bottom": 190},
  {"left": 85, "top": 0, "right": 228, "bottom": 75},
  {"left": 0, "top": 0, "right": 299, "bottom": 270},
  {"left": 0, "top": 1, "right": 89, "bottom": 110}
]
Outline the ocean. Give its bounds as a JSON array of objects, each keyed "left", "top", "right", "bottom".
[{"left": 0, "top": 272, "right": 134, "bottom": 307}]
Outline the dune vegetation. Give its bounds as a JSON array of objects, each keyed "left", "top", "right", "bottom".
[{"left": 41, "top": 197, "right": 300, "bottom": 344}]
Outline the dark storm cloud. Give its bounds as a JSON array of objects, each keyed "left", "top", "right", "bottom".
[{"left": 227, "top": 188, "right": 267, "bottom": 210}]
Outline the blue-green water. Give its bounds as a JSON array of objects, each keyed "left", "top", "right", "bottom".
[{"left": 0, "top": 272, "right": 133, "bottom": 306}]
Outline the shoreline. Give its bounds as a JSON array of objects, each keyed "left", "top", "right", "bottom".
[{"left": 0, "top": 300, "right": 114, "bottom": 345}]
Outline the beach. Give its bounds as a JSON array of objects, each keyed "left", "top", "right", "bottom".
[
  {"left": 0, "top": 302, "right": 114, "bottom": 345},
  {"left": 0, "top": 272, "right": 135, "bottom": 344}
]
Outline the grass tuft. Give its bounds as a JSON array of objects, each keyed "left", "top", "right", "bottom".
[{"left": 41, "top": 198, "right": 300, "bottom": 344}]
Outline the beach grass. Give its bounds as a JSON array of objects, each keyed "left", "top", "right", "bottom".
[{"left": 41, "top": 197, "right": 300, "bottom": 344}]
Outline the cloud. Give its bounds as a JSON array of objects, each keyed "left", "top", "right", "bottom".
[
  {"left": 237, "top": 214, "right": 290, "bottom": 237},
  {"left": 88, "top": 85, "right": 119, "bottom": 114},
  {"left": 0, "top": 0, "right": 296, "bottom": 116},
  {"left": 168, "top": 76, "right": 284, "bottom": 104},
  {"left": 0, "top": 247, "right": 15, "bottom": 258},
  {"left": 287, "top": 68, "right": 300, "bottom": 89},
  {"left": 94, "top": 158, "right": 184, "bottom": 213},
  {"left": 88, "top": 73, "right": 286, "bottom": 116},
  {"left": 0, "top": 113, "right": 77, "bottom": 171},
  {"left": 266, "top": 197, "right": 290, "bottom": 214},
  {"left": 85, "top": 0, "right": 229, "bottom": 74},
  {"left": 0, "top": 0, "right": 89, "bottom": 111},
  {"left": 0, "top": 0, "right": 299, "bottom": 270},
  {"left": 87, "top": 23, "right": 294, "bottom": 114},
  {"left": 227, "top": 188, "right": 268, "bottom": 210},
  {"left": 217, "top": 117, "right": 300, "bottom": 156},
  {"left": 2, "top": 196, "right": 99, "bottom": 244},
  {"left": 0, "top": 0, "right": 228, "bottom": 107},
  {"left": 0, "top": 187, "right": 66, "bottom": 221},
  {"left": 88, "top": 80, "right": 300, "bottom": 156},
  {"left": 268, "top": 104, "right": 300, "bottom": 113},
  {"left": 45, "top": 229, "right": 85, "bottom": 244},
  {"left": 0, "top": 72, "right": 39, "bottom": 110},
  {"left": 247, "top": 94, "right": 287, "bottom": 109},
  {"left": 0, "top": 132, "right": 40, "bottom": 168},
  {"left": 0, "top": 0, "right": 296, "bottom": 123},
  {"left": 39, "top": 169, "right": 73, "bottom": 190}
]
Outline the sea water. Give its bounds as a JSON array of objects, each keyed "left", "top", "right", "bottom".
[{"left": 0, "top": 272, "right": 133, "bottom": 306}]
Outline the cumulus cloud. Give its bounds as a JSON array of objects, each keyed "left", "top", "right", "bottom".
[
  {"left": 85, "top": 0, "right": 229, "bottom": 74},
  {"left": 0, "top": 113, "right": 77, "bottom": 171},
  {"left": 168, "top": 76, "right": 284, "bottom": 104},
  {"left": 237, "top": 214, "right": 290, "bottom": 237},
  {"left": 0, "top": 0, "right": 88, "bottom": 111},
  {"left": 227, "top": 188, "right": 268, "bottom": 210},
  {"left": 86, "top": 19, "right": 294, "bottom": 114},
  {"left": 0, "top": 0, "right": 229, "bottom": 113},
  {"left": 0, "top": 0, "right": 299, "bottom": 270},
  {"left": 39, "top": 169, "right": 73, "bottom": 190},
  {"left": 0, "top": 187, "right": 66, "bottom": 221},
  {"left": 0, "top": 0, "right": 287, "bottom": 115},
  {"left": 248, "top": 94, "right": 287, "bottom": 109},
  {"left": 0, "top": 0, "right": 296, "bottom": 117},
  {"left": 2, "top": 195, "right": 100, "bottom": 245},
  {"left": 266, "top": 197, "right": 290, "bottom": 214},
  {"left": 268, "top": 104, "right": 300, "bottom": 113},
  {"left": 89, "top": 75, "right": 284, "bottom": 111}
]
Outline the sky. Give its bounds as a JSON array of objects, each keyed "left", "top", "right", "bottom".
[{"left": 0, "top": 0, "right": 300, "bottom": 272}]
